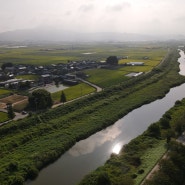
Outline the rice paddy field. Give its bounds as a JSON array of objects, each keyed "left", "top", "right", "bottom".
[{"left": 0, "top": 43, "right": 167, "bottom": 66}]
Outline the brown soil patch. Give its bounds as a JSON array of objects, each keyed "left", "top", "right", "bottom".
[{"left": 0, "top": 94, "right": 28, "bottom": 106}]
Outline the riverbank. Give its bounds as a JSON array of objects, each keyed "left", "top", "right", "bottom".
[
  {"left": 0, "top": 48, "right": 185, "bottom": 185},
  {"left": 79, "top": 97, "right": 185, "bottom": 185}
]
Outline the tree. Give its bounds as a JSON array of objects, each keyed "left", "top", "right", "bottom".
[
  {"left": 96, "top": 171, "right": 111, "bottom": 185},
  {"left": 28, "top": 89, "right": 53, "bottom": 110},
  {"left": 160, "top": 117, "right": 170, "bottom": 129},
  {"left": 147, "top": 123, "right": 161, "bottom": 138},
  {"left": 60, "top": 91, "right": 67, "bottom": 104},
  {"left": 106, "top": 56, "right": 118, "bottom": 65},
  {"left": 6, "top": 103, "right": 15, "bottom": 119}
]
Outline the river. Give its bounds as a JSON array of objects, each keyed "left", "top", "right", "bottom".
[{"left": 27, "top": 49, "right": 185, "bottom": 185}]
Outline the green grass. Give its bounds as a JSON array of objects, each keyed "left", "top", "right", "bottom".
[
  {"left": 0, "top": 89, "right": 11, "bottom": 98},
  {"left": 85, "top": 68, "right": 129, "bottom": 88},
  {"left": 16, "top": 75, "right": 40, "bottom": 81},
  {"left": 134, "top": 140, "right": 167, "bottom": 185},
  {"left": 51, "top": 83, "right": 96, "bottom": 102},
  {"left": 85, "top": 64, "right": 154, "bottom": 88},
  {"left": 0, "top": 111, "right": 9, "bottom": 123}
]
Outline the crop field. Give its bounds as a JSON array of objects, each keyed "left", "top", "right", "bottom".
[
  {"left": 0, "top": 89, "right": 11, "bottom": 98},
  {"left": 16, "top": 74, "right": 40, "bottom": 81},
  {"left": 84, "top": 45, "right": 166, "bottom": 87},
  {"left": 13, "top": 99, "right": 29, "bottom": 112},
  {"left": 0, "top": 43, "right": 167, "bottom": 66},
  {"left": 0, "top": 111, "right": 9, "bottom": 123},
  {"left": 0, "top": 94, "right": 28, "bottom": 104},
  {"left": 51, "top": 82, "right": 96, "bottom": 103},
  {"left": 85, "top": 68, "right": 129, "bottom": 87},
  {"left": 0, "top": 43, "right": 167, "bottom": 89}
]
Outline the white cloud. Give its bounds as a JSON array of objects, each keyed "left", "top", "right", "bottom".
[{"left": 0, "top": 0, "right": 185, "bottom": 35}]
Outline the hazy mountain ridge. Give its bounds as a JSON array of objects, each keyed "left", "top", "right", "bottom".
[{"left": 0, "top": 28, "right": 184, "bottom": 42}]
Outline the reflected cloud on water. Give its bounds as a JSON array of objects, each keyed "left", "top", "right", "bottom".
[{"left": 68, "top": 125, "right": 122, "bottom": 156}]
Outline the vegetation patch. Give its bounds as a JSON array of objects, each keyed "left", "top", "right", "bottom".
[
  {"left": 0, "top": 48, "right": 184, "bottom": 185},
  {"left": 16, "top": 75, "right": 39, "bottom": 81},
  {"left": 0, "top": 89, "right": 11, "bottom": 98},
  {"left": 51, "top": 83, "right": 96, "bottom": 103},
  {"left": 0, "top": 111, "right": 9, "bottom": 123},
  {"left": 134, "top": 140, "right": 166, "bottom": 185},
  {"left": 85, "top": 68, "right": 129, "bottom": 88}
]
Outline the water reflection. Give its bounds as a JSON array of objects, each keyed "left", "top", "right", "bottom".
[
  {"left": 178, "top": 50, "right": 185, "bottom": 76},
  {"left": 112, "top": 143, "right": 122, "bottom": 154},
  {"left": 69, "top": 125, "right": 122, "bottom": 156}
]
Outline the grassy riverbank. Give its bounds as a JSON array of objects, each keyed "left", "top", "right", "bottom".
[
  {"left": 0, "top": 48, "right": 185, "bottom": 185},
  {"left": 78, "top": 98, "right": 185, "bottom": 185}
]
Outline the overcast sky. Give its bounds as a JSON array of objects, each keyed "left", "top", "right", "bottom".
[{"left": 1, "top": 0, "right": 185, "bottom": 35}]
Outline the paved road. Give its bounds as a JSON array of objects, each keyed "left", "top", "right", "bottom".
[
  {"left": 77, "top": 78, "right": 103, "bottom": 92},
  {"left": 0, "top": 110, "right": 28, "bottom": 126}
]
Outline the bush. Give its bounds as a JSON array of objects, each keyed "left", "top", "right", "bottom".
[
  {"left": 138, "top": 169, "right": 145, "bottom": 174},
  {"left": 131, "top": 174, "right": 137, "bottom": 179}
]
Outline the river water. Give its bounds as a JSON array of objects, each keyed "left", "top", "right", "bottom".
[{"left": 27, "top": 49, "right": 185, "bottom": 185}]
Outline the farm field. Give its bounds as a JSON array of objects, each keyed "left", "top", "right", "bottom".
[
  {"left": 0, "top": 111, "right": 9, "bottom": 123},
  {"left": 84, "top": 45, "right": 166, "bottom": 87},
  {"left": 0, "top": 89, "right": 11, "bottom": 98},
  {"left": 0, "top": 43, "right": 167, "bottom": 89},
  {"left": 51, "top": 82, "right": 96, "bottom": 103},
  {"left": 16, "top": 74, "right": 40, "bottom": 81},
  {"left": 0, "top": 43, "right": 167, "bottom": 66},
  {"left": 0, "top": 94, "right": 28, "bottom": 110}
]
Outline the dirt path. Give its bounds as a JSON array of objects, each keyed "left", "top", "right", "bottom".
[
  {"left": 141, "top": 134, "right": 185, "bottom": 185},
  {"left": 140, "top": 151, "right": 168, "bottom": 185}
]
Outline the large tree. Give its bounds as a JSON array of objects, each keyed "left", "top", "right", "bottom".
[
  {"left": 106, "top": 56, "right": 118, "bottom": 65},
  {"left": 29, "top": 89, "right": 53, "bottom": 110}
]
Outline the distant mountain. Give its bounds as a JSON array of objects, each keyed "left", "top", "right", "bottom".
[{"left": 0, "top": 28, "right": 184, "bottom": 42}]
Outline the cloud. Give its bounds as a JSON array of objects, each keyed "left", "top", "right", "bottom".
[
  {"left": 79, "top": 4, "right": 94, "bottom": 12},
  {"left": 0, "top": 0, "right": 185, "bottom": 35},
  {"left": 106, "top": 2, "right": 131, "bottom": 12},
  {"left": 68, "top": 125, "right": 122, "bottom": 156}
]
